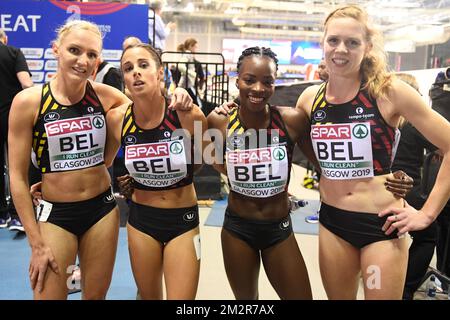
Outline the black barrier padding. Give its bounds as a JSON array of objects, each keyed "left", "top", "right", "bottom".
[{"left": 193, "top": 164, "right": 224, "bottom": 200}]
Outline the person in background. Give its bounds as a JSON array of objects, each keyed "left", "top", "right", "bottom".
[
  {"left": 94, "top": 58, "right": 123, "bottom": 92},
  {"left": 313, "top": 60, "right": 329, "bottom": 82},
  {"left": 176, "top": 38, "right": 203, "bottom": 109},
  {"left": 393, "top": 72, "right": 450, "bottom": 299},
  {"left": 317, "top": 60, "right": 329, "bottom": 81},
  {"left": 149, "top": 1, "right": 176, "bottom": 51},
  {"left": 0, "top": 28, "right": 33, "bottom": 232},
  {"left": 122, "top": 36, "right": 142, "bottom": 51}
]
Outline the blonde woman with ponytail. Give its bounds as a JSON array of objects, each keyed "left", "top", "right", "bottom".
[{"left": 295, "top": 5, "right": 450, "bottom": 299}]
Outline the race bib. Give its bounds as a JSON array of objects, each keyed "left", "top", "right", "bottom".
[
  {"left": 125, "top": 140, "right": 188, "bottom": 188},
  {"left": 226, "top": 146, "right": 288, "bottom": 198},
  {"left": 45, "top": 115, "right": 106, "bottom": 171},
  {"left": 311, "top": 122, "right": 374, "bottom": 180}
]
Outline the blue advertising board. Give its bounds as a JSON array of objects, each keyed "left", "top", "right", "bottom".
[
  {"left": 0, "top": 0, "right": 148, "bottom": 83},
  {"left": 290, "top": 41, "right": 323, "bottom": 65}
]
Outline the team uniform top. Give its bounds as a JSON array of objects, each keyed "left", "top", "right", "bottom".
[
  {"left": 121, "top": 103, "right": 193, "bottom": 191},
  {"left": 32, "top": 81, "right": 106, "bottom": 174},
  {"left": 310, "top": 82, "right": 400, "bottom": 180},
  {"left": 224, "top": 106, "right": 295, "bottom": 198}
]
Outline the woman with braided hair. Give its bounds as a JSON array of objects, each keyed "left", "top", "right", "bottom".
[{"left": 207, "top": 46, "right": 314, "bottom": 299}]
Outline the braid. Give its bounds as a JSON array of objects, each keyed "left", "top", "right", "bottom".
[{"left": 237, "top": 46, "right": 278, "bottom": 74}]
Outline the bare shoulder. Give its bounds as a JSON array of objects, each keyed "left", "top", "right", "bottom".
[
  {"left": 381, "top": 77, "right": 425, "bottom": 112},
  {"left": 276, "top": 106, "right": 309, "bottom": 141},
  {"left": 90, "top": 80, "right": 116, "bottom": 94},
  {"left": 13, "top": 85, "right": 42, "bottom": 106},
  {"left": 295, "top": 84, "right": 322, "bottom": 113},
  {"left": 277, "top": 106, "right": 308, "bottom": 124},
  {"left": 106, "top": 102, "right": 129, "bottom": 128},
  {"left": 90, "top": 80, "right": 129, "bottom": 111},
  {"left": 11, "top": 85, "right": 42, "bottom": 116}
]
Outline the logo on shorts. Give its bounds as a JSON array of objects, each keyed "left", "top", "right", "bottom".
[
  {"left": 164, "top": 131, "right": 171, "bottom": 138},
  {"left": 103, "top": 193, "right": 115, "bottom": 203},
  {"left": 87, "top": 106, "right": 94, "bottom": 113},
  {"left": 44, "top": 112, "right": 60, "bottom": 122},
  {"left": 124, "top": 135, "right": 137, "bottom": 145},
  {"left": 183, "top": 211, "right": 196, "bottom": 222},
  {"left": 272, "top": 136, "right": 279, "bottom": 143},
  {"left": 279, "top": 218, "right": 290, "bottom": 230},
  {"left": 313, "top": 110, "right": 326, "bottom": 122}
]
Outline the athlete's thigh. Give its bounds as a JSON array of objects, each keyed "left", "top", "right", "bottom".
[
  {"left": 361, "top": 238, "right": 408, "bottom": 300},
  {"left": 221, "top": 228, "right": 260, "bottom": 299},
  {"left": 163, "top": 227, "right": 200, "bottom": 299},
  {"left": 78, "top": 207, "right": 120, "bottom": 299},
  {"left": 127, "top": 223, "right": 164, "bottom": 300},
  {"left": 34, "top": 222, "right": 78, "bottom": 300},
  {"left": 319, "top": 224, "right": 361, "bottom": 300},
  {"left": 262, "top": 234, "right": 312, "bottom": 300}
]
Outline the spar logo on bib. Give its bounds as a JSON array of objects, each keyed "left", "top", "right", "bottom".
[
  {"left": 228, "top": 148, "right": 272, "bottom": 164},
  {"left": 126, "top": 142, "right": 169, "bottom": 159},
  {"left": 352, "top": 124, "right": 368, "bottom": 139},
  {"left": 170, "top": 141, "right": 183, "bottom": 154},
  {"left": 92, "top": 116, "right": 104, "bottom": 129},
  {"left": 46, "top": 118, "right": 93, "bottom": 136},
  {"left": 273, "top": 147, "right": 285, "bottom": 161}
]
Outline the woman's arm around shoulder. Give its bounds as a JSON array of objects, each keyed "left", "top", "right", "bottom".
[
  {"left": 177, "top": 105, "right": 207, "bottom": 172},
  {"left": 206, "top": 110, "right": 228, "bottom": 174},
  {"left": 278, "top": 106, "right": 309, "bottom": 142},
  {"left": 177, "top": 104, "right": 206, "bottom": 135},
  {"left": 278, "top": 106, "right": 319, "bottom": 169},
  {"left": 105, "top": 103, "right": 129, "bottom": 167},
  {"left": 295, "top": 84, "right": 321, "bottom": 115},
  {"left": 90, "top": 80, "right": 131, "bottom": 113}
]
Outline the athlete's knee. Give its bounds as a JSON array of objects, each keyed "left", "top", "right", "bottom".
[{"left": 82, "top": 288, "right": 107, "bottom": 300}]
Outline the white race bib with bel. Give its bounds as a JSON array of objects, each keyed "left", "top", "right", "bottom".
[
  {"left": 226, "top": 146, "right": 288, "bottom": 198},
  {"left": 45, "top": 115, "right": 106, "bottom": 171},
  {"left": 125, "top": 140, "right": 188, "bottom": 188},
  {"left": 311, "top": 122, "right": 374, "bottom": 180}
]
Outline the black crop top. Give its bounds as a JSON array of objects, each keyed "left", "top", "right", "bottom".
[{"left": 310, "top": 82, "right": 399, "bottom": 180}]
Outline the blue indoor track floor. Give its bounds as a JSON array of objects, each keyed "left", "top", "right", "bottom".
[{"left": 0, "top": 228, "right": 136, "bottom": 300}]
